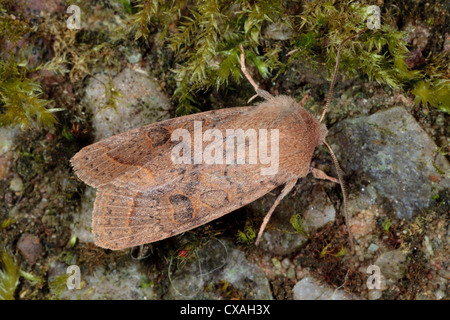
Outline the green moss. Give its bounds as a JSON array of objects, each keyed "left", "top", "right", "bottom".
[
  {"left": 19, "top": 270, "right": 43, "bottom": 286},
  {"left": 0, "top": 57, "right": 65, "bottom": 129},
  {"left": 383, "top": 218, "right": 393, "bottom": 233},
  {"left": 48, "top": 273, "right": 70, "bottom": 300},
  {"left": 129, "top": 0, "right": 284, "bottom": 115},
  {"left": 319, "top": 242, "right": 331, "bottom": 258},
  {"left": 0, "top": 218, "right": 15, "bottom": 229},
  {"left": 0, "top": 2, "right": 68, "bottom": 129},
  {"left": 0, "top": 0, "right": 31, "bottom": 43},
  {"left": 128, "top": 0, "right": 433, "bottom": 115},
  {"left": 236, "top": 226, "right": 256, "bottom": 245},
  {"left": 290, "top": 213, "right": 308, "bottom": 237},
  {"left": 333, "top": 246, "right": 347, "bottom": 258},
  {"left": 412, "top": 79, "right": 450, "bottom": 113},
  {"left": 293, "top": 2, "right": 422, "bottom": 88},
  {"left": 139, "top": 275, "right": 154, "bottom": 289},
  {"left": 0, "top": 250, "right": 20, "bottom": 300}
]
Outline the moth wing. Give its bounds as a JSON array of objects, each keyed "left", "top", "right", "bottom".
[
  {"left": 74, "top": 99, "right": 298, "bottom": 249},
  {"left": 71, "top": 107, "right": 252, "bottom": 189},
  {"left": 93, "top": 163, "right": 289, "bottom": 250}
]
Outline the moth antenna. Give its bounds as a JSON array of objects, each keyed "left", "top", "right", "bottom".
[
  {"left": 247, "top": 93, "right": 258, "bottom": 104},
  {"left": 319, "top": 27, "right": 368, "bottom": 123},
  {"left": 323, "top": 140, "right": 354, "bottom": 253},
  {"left": 239, "top": 44, "right": 274, "bottom": 101}
]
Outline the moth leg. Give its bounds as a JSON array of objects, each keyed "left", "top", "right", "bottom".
[
  {"left": 239, "top": 44, "right": 273, "bottom": 101},
  {"left": 255, "top": 178, "right": 297, "bottom": 246},
  {"left": 311, "top": 167, "right": 339, "bottom": 184},
  {"left": 299, "top": 90, "right": 311, "bottom": 108}
]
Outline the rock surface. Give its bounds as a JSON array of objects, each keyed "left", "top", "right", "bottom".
[
  {"left": 373, "top": 250, "right": 407, "bottom": 283},
  {"left": 328, "top": 106, "right": 449, "bottom": 220},
  {"left": 48, "top": 261, "right": 156, "bottom": 300},
  {"left": 83, "top": 68, "right": 172, "bottom": 141},
  {"left": 164, "top": 239, "right": 273, "bottom": 299},
  {"left": 0, "top": 127, "right": 19, "bottom": 180},
  {"left": 293, "top": 276, "right": 357, "bottom": 300}
]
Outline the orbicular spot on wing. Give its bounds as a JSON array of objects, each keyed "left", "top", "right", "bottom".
[
  {"left": 169, "top": 193, "right": 194, "bottom": 223},
  {"left": 146, "top": 126, "right": 171, "bottom": 148},
  {"left": 199, "top": 190, "right": 229, "bottom": 209}
]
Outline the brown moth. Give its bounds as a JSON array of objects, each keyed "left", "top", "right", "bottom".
[{"left": 71, "top": 29, "right": 366, "bottom": 251}]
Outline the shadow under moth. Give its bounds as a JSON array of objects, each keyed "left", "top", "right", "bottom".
[{"left": 71, "top": 29, "right": 367, "bottom": 251}]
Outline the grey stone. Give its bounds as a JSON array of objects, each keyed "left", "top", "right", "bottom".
[
  {"left": 368, "top": 243, "right": 379, "bottom": 254},
  {"left": 368, "top": 289, "right": 383, "bottom": 300},
  {"left": 438, "top": 269, "right": 450, "bottom": 280},
  {"left": 48, "top": 261, "right": 156, "bottom": 300},
  {"left": 70, "top": 186, "right": 96, "bottom": 244},
  {"left": 126, "top": 50, "right": 142, "bottom": 64},
  {"left": 0, "top": 127, "right": 20, "bottom": 180},
  {"left": 165, "top": 238, "right": 272, "bottom": 300},
  {"left": 373, "top": 249, "right": 407, "bottom": 282},
  {"left": 9, "top": 175, "right": 24, "bottom": 192},
  {"left": 293, "top": 276, "right": 357, "bottom": 300},
  {"left": 422, "top": 235, "right": 434, "bottom": 258},
  {"left": 0, "top": 127, "right": 19, "bottom": 155},
  {"left": 287, "top": 267, "right": 296, "bottom": 279},
  {"left": 328, "top": 106, "right": 449, "bottom": 220},
  {"left": 83, "top": 68, "right": 172, "bottom": 141},
  {"left": 434, "top": 289, "right": 445, "bottom": 300},
  {"left": 302, "top": 190, "right": 336, "bottom": 234}
]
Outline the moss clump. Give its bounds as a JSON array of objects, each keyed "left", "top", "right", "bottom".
[
  {"left": 0, "top": 250, "right": 20, "bottom": 300},
  {"left": 382, "top": 218, "right": 393, "bottom": 233},
  {"left": 0, "top": 1, "right": 67, "bottom": 129},
  {"left": 290, "top": 1, "right": 422, "bottom": 88},
  {"left": 127, "top": 0, "right": 436, "bottom": 115},
  {"left": 128, "top": 0, "right": 286, "bottom": 115},
  {"left": 290, "top": 213, "right": 308, "bottom": 237},
  {"left": 236, "top": 225, "right": 256, "bottom": 245},
  {"left": 412, "top": 79, "right": 450, "bottom": 114},
  {"left": 0, "top": 57, "right": 65, "bottom": 129},
  {"left": 48, "top": 273, "right": 70, "bottom": 300}
]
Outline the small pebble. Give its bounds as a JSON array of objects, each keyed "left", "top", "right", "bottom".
[
  {"left": 437, "top": 269, "right": 450, "bottom": 280},
  {"left": 434, "top": 289, "right": 445, "bottom": 300},
  {"left": 9, "top": 175, "right": 24, "bottom": 192},
  {"left": 368, "top": 243, "right": 379, "bottom": 253},
  {"left": 287, "top": 267, "right": 296, "bottom": 279},
  {"left": 272, "top": 257, "right": 281, "bottom": 270},
  {"left": 368, "top": 289, "right": 382, "bottom": 300},
  {"left": 17, "top": 233, "right": 43, "bottom": 266}
]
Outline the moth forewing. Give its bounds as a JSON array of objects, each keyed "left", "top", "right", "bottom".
[{"left": 73, "top": 97, "right": 322, "bottom": 250}]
